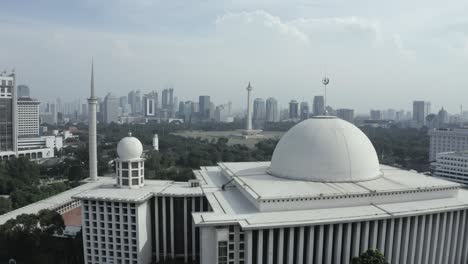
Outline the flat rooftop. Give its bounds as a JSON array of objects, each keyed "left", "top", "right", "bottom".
[{"left": 193, "top": 162, "right": 468, "bottom": 229}]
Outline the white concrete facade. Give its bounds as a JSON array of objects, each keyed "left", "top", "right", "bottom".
[
  {"left": 433, "top": 151, "right": 468, "bottom": 184},
  {"left": 429, "top": 128, "right": 468, "bottom": 161}
]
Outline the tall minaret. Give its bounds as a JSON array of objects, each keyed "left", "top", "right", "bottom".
[
  {"left": 88, "top": 61, "right": 98, "bottom": 181},
  {"left": 246, "top": 82, "right": 253, "bottom": 131}
]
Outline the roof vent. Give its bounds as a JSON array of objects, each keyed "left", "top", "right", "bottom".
[{"left": 189, "top": 179, "right": 200, "bottom": 187}]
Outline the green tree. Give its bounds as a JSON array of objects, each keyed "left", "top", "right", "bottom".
[{"left": 351, "top": 249, "right": 388, "bottom": 264}]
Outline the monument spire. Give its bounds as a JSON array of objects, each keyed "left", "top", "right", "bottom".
[{"left": 90, "top": 59, "right": 95, "bottom": 98}]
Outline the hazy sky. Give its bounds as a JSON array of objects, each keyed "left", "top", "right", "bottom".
[{"left": 1, "top": 0, "right": 468, "bottom": 113}]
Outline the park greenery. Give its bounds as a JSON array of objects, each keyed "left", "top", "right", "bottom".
[
  {"left": 351, "top": 249, "right": 389, "bottom": 264},
  {"left": 0, "top": 209, "right": 83, "bottom": 264}
]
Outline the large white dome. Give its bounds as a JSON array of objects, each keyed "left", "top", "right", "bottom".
[
  {"left": 267, "top": 116, "right": 381, "bottom": 182},
  {"left": 117, "top": 134, "right": 143, "bottom": 160}
]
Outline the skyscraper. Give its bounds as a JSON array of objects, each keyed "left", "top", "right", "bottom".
[
  {"left": 336, "top": 108, "right": 355, "bottom": 123},
  {"left": 0, "top": 71, "right": 17, "bottom": 153},
  {"left": 17, "top": 85, "right": 30, "bottom": 98},
  {"left": 265, "top": 97, "right": 279, "bottom": 122},
  {"left": 253, "top": 98, "right": 266, "bottom": 121},
  {"left": 300, "top": 101, "right": 309, "bottom": 120},
  {"left": 128, "top": 90, "right": 136, "bottom": 114},
  {"left": 198, "top": 95, "right": 211, "bottom": 119},
  {"left": 143, "top": 91, "right": 158, "bottom": 118},
  {"left": 413, "top": 101, "right": 431, "bottom": 126},
  {"left": 17, "top": 97, "right": 40, "bottom": 137},
  {"left": 313, "top": 96, "right": 325, "bottom": 116},
  {"left": 289, "top": 100, "right": 299, "bottom": 119},
  {"left": 370, "top": 110, "right": 382, "bottom": 120},
  {"left": 103, "top": 93, "right": 119, "bottom": 124}
]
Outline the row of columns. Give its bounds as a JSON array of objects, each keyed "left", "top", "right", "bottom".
[
  {"left": 243, "top": 209, "right": 468, "bottom": 264},
  {"left": 154, "top": 196, "right": 206, "bottom": 263}
]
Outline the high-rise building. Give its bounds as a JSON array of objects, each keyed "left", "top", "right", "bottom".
[
  {"left": 265, "top": 97, "right": 279, "bottom": 122},
  {"left": 128, "top": 91, "right": 136, "bottom": 114},
  {"left": 433, "top": 151, "right": 468, "bottom": 184},
  {"left": 438, "top": 107, "right": 449, "bottom": 126},
  {"left": 300, "top": 101, "right": 309, "bottom": 120},
  {"left": 198, "top": 95, "right": 211, "bottom": 119},
  {"left": 428, "top": 128, "right": 468, "bottom": 161},
  {"left": 312, "top": 96, "right": 325, "bottom": 116},
  {"left": 161, "top": 89, "right": 169, "bottom": 110},
  {"left": 0, "top": 72, "right": 17, "bottom": 153},
  {"left": 143, "top": 91, "right": 158, "bottom": 117},
  {"left": 336, "top": 108, "right": 355, "bottom": 123},
  {"left": 289, "top": 100, "right": 299, "bottom": 119},
  {"left": 17, "top": 97, "right": 40, "bottom": 137},
  {"left": 370, "top": 110, "right": 382, "bottom": 120},
  {"left": 253, "top": 98, "right": 266, "bottom": 121},
  {"left": 413, "top": 101, "right": 431, "bottom": 126},
  {"left": 17, "top": 85, "right": 30, "bottom": 98},
  {"left": 103, "top": 93, "right": 119, "bottom": 124}
]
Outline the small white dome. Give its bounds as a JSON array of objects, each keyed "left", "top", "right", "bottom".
[
  {"left": 117, "top": 134, "right": 143, "bottom": 160},
  {"left": 267, "top": 116, "right": 381, "bottom": 182}
]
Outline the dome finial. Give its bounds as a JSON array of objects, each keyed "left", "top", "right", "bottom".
[{"left": 128, "top": 132, "right": 132, "bottom": 137}]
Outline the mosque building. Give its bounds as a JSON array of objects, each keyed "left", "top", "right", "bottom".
[{"left": 73, "top": 65, "right": 468, "bottom": 264}]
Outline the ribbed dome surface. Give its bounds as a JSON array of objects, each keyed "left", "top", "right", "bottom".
[
  {"left": 267, "top": 116, "right": 381, "bottom": 182},
  {"left": 117, "top": 135, "right": 143, "bottom": 160}
]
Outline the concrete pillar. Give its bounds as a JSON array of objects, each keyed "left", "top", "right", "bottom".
[
  {"left": 325, "top": 225, "right": 334, "bottom": 264},
  {"left": 268, "top": 229, "right": 274, "bottom": 264},
  {"left": 296, "top": 226, "right": 304, "bottom": 264},
  {"left": 334, "top": 224, "right": 343, "bottom": 264},
  {"left": 421, "top": 215, "right": 432, "bottom": 264},
  {"left": 278, "top": 228, "right": 284, "bottom": 263},
  {"left": 393, "top": 218, "right": 403, "bottom": 263},
  {"left": 287, "top": 227, "right": 295, "bottom": 264},
  {"left": 443, "top": 211, "right": 453, "bottom": 264},
  {"left": 456, "top": 210, "right": 466, "bottom": 264},
  {"left": 429, "top": 213, "right": 440, "bottom": 264},
  {"left": 436, "top": 213, "right": 447, "bottom": 264},
  {"left": 408, "top": 216, "right": 418, "bottom": 264},
  {"left": 155, "top": 198, "right": 160, "bottom": 262},
  {"left": 162, "top": 196, "right": 167, "bottom": 258},
  {"left": 257, "top": 230, "right": 263, "bottom": 264},
  {"left": 170, "top": 197, "right": 175, "bottom": 259},
  {"left": 415, "top": 216, "right": 425, "bottom": 264},
  {"left": 361, "top": 221, "right": 369, "bottom": 253},
  {"left": 246, "top": 230, "right": 253, "bottom": 264},
  {"left": 449, "top": 211, "right": 459, "bottom": 264},
  {"left": 192, "top": 198, "right": 196, "bottom": 261},
  {"left": 305, "top": 227, "right": 315, "bottom": 264},
  {"left": 461, "top": 210, "right": 468, "bottom": 263},
  {"left": 351, "top": 222, "right": 361, "bottom": 258},
  {"left": 183, "top": 198, "right": 188, "bottom": 263},
  {"left": 370, "top": 221, "right": 378, "bottom": 249},
  {"left": 378, "top": 220, "right": 387, "bottom": 254},
  {"left": 315, "top": 225, "right": 324, "bottom": 264},
  {"left": 343, "top": 224, "right": 352, "bottom": 264},
  {"left": 400, "top": 217, "right": 411, "bottom": 264}
]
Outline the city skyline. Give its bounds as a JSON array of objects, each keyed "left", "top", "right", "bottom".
[{"left": 1, "top": 0, "right": 468, "bottom": 112}]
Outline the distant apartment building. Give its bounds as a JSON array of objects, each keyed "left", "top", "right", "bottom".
[
  {"left": 143, "top": 91, "right": 158, "bottom": 119},
  {"left": 432, "top": 151, "right": 468, "bottom": 184},
  {"left": 103, "top": 93, "right": 119, "bottom": 124},
  {"left": 253, "top": 98, "right": 266, "bottom": 121},
  {"left": 17, "top": 84, "right": 30, "bottom": 98},
  {"left": 198, "top": 96, "right": 210, "bottom": 119},
  {"left": 0, "top": 72, "right": 17, "bottom": 154},
  {"left": 312, "top": 96, "right": 325, "bottom": 116},
  {"left": 17, "top": 97, "right": 40, "bottom": 137},
  {"left": 370, "top": 110, "right": 382, "bottom": 120},
  {"left": 428, "top": 128, "right": 468, "bottom": 161},
  {"left": 336, "top": 109, "right": 355, "bottom": 123},
  {"left": 300, "top": 101, "right": 309, "bottom": 120},
  {"left": 289, "top": 100, "right": 299, "bottom": 119},
  {"left": 413, "top": 101, "right": 431, "bottom": 126},
  {"left": 265, "top": 97, "right": 279, "bottom": 122}
]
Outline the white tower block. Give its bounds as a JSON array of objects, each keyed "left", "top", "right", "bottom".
[
  {"left": 153, "top": 134, "right": 159, "bottom": 151},
  {"left": 88, "top": 61, "right": 98, "bottom": 181}
]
